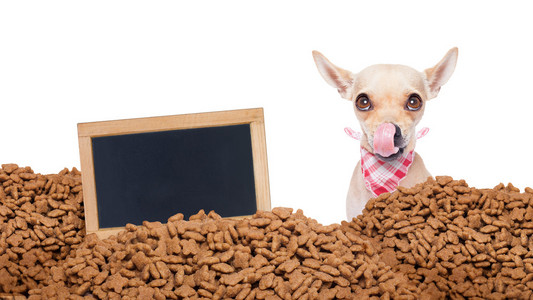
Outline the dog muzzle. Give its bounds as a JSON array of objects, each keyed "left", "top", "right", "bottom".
[
  {"left": 344, "top": 126, "right": 429, "bottom": 143},
  {"left": 373, "top": 123, "right": 400, "bottom": 157}
]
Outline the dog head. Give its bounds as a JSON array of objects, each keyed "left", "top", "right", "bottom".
[{"left": 313, "top": 48, "right": 458, "bottom": 161}]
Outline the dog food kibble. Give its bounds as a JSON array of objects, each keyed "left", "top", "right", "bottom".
[
  {"left": 345, "top": 176, "right": 533, "bottom": 299},
  {"left": 1, "top": 164, "right": 533, "bottom": 299},
  {"left": 0, "top": 164, "right": 85, "bottom": 296}
]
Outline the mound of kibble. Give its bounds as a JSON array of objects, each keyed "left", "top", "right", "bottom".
[
  {"left": 0, "top": 164, "right": 85, "bottom": 295},
  {"left": 345, "top": 176, "right": 533, "bottom": 299},
  {"left": 2, "top": 163, "right": 533, "bottom": 299},
  {"left": 27, "top": 208, "right": 415, "bottom": 299}
]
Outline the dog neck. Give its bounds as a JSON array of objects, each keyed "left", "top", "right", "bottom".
[
  {"left": 360, "top": 147, "right": 414, "bottom": 197},
  {"left": 345, "top": 127, "right": 428, "bottom": 196}
]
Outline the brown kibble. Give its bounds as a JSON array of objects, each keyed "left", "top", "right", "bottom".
[
  {"left": 393, "top": 220, "right": 411, "bottom": 229},
  {"left": 0, "top": 205, "right": 14, "bottom": 217},
  {"left": 74, "top": 282, "right": 91, "bottom": 295},
  {"left": 319, "top": 264, "right": 341, "bottom": 277},
  {"left": 6, "top": 233, "right": 23, "bottom": 247},
  {"left": 236, "top": 286, "right": 251, "bottom": 300},
  {"left": 131, "top": 251, "right": 150, "bottom": 271},
  {"left": 256, "top": 265, "right": 275, "bottom": 276},
  {"left": 211, "top": 263, "right": 235, "bottom": 273},
  {"left": 246, "top": 229, "right": 264, "bottom": 240},
  {"left": 155, "top": 261, "right": 171, "bottom": 279},
  {"left": 47, "top": 209, "right": 66, "bottom": 218},
  {"left": 39, "top": 216, "right": 59, "bottom": 227},
  {"left": 250, "top": 254, "right": 269, "bottom": 269},
  {"left": 148, "top": 278, "right": 167, "bottom": 287},
  {"left": 106, "top": 273, "right": 129, "bottom": 294},
  {"left": 119, "top": 268, "right": 136, "bottom": 278},
  {"left": 93, "top": 270, "right": 109, "bottom": 285},
  {"left": 199, "top": 281, "right": 218, "bottom": 293},
  {"left": 436, "top": 176, "right": 453, "bottom": 186},
  {"left": 303, "top": 258, "right": 321, "bottom": 269},
  {"left": 50, "top": 266, "right": 67, "bottom": 282},
  {"left": 2, "top": 164, "right": 19, "bottom": 174},
  {"left": 175, "top": 285, "right": 196, "bottom": 297},
  {"left": 268, "top": 219, "right": 283, "bottom": 231},
  {"left": 277, "top": 258, "right": 300, "bottom": 273},
  {"left": 233, "top": 251, "right": 251, "bottom": 269},
  {"left": 259, "top": 273, "right": 275, "bottom": 289},
  {"left": 219, "top": 249, "right": 235, "bottom": 262},
  {"left": 250, "top": 217, "right": 271, "bottom": 227},
  {"left": 3, "top": 166, "right": 533, "bottom": 299},
  {"left": 182, "top": 230, "right": 206, "bottom": 242},
  {"left": 79, "top": 266, "right": 100, "bottom": 281},
  {"left": 314, "top": 271, "right": 334, "bottom": 282},
  {"left": 271, "top": 207, "right": 292, "bottom": 219},
  {"left": 221, "top": 272, "right": 244, "bottom": 286},
  {"left": 198, "top": 256, "right": 220, "bottom": 266},
  {"left": 180, "top": 239, "right": 199, "bottom": 255},
  {"left": 480, "top": 224, "right": 499, "bottom": 233}
]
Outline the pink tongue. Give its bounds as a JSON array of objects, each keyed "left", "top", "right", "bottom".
[{"left": 373, "top": 123, "right": 399, "bottom": 157}]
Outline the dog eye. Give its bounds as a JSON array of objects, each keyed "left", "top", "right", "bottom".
[
  {"left": 405, "top": 94, "right": 422, "bottom": 111},
  {"left": 355, "top": 94, "right": 373, "bottom": 111}
]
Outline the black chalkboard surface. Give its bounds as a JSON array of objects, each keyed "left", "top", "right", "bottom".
[
  {"left": 78, "top": 108, "right": 270, "bottom": 238},
  {"left": 92, "top": 124, "right": 257, "bottom": 228}
]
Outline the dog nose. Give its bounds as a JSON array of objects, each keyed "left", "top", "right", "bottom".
[{"left": 393, "top": 124, "right": 403, "bottom": 147}]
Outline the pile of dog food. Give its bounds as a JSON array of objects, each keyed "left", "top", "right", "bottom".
[
  {"left": 345, "top": 176, "right": 533, "bottom": 299},
  {"left": 1, "top": 164, "right": 533, "bottom": 299},
  {"left": 0, "top": 164, "right": 85, "bottom": 296}
]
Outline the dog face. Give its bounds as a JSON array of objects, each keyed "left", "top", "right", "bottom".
[
  {"left": 351, "top": 64, "right": 428, "bottom": 160},
  {"left": 313, "top": 48, "right": 458, "bottom": 160}
]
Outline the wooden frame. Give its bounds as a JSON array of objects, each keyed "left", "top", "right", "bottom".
[{"left": 78, "top": 108, "right": 270, "bottom": 239}]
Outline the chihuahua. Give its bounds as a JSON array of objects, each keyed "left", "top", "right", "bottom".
[{"left": 313, "top": 48, "right": 458, "bottom": 220}]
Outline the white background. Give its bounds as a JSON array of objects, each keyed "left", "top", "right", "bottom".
[{"left": 1, "top": 1, "right": 532, "bottom": 225}]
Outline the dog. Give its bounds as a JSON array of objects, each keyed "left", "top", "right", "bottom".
[{"left": 313, "top": 48, "right": 458, "bottom": 220}]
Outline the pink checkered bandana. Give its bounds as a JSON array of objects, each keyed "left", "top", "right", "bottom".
[
  {"left": 360, "top": 147, "right": 414, "bottom": 196},
  {"left": 345, "top": 127, "right": 429, "bottom": 197}
]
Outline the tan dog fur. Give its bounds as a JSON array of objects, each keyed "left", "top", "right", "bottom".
[{"left": 313, "top": 48, "right": 458, "bottom": 220}]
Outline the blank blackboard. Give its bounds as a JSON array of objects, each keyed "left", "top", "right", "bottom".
[
  {"left": 92, "top": 124, "right": 257, "bottom": 228},
  {"left": 78, "top": 108, "right": 270, "bottom": 238}
]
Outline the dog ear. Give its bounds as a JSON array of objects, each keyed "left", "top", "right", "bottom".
[
  {"left": 424, "top": 47, "right": 458, "bottom": 99},
  {"left": 312, "top": 51, "right": 355, "bottom": 100}
]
